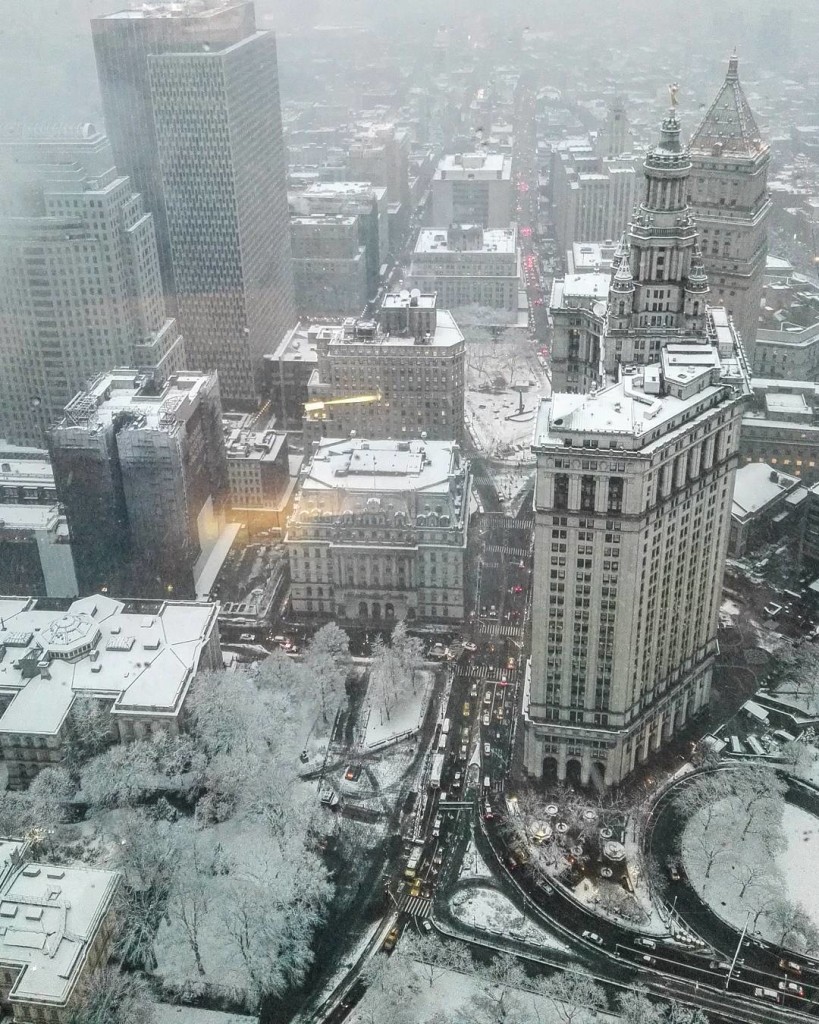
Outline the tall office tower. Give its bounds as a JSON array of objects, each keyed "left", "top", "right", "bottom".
[
  {"left": 525, "top": 323, "right": 752, "bottom": 787},
  {"left": 432, "top": 153, "right": 513, "bottom": 230},
  {"left": 688, "top": 55, "right": 771, "bottom": 368},
  {"left": 551, "top": 108, "right": 710, "bottom": 393},
  {"left": 595, "top": 99, "right": 631, "bottom": 160},
  {"left": 0, "top": 125, "right": 184, "bottom": 446},
  {"left": 92, "top": 1, "right": 296, "bottom": 405},
  {"left": 50, "top": 370, "right": 229, "bottom": 598}
]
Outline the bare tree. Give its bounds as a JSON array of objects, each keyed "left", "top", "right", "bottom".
[
  {"left": 617, "top": 989, "right": 665, "bottom": 1024},
  {"left": 664, "top": 1003, "right": 711, "bottom": 1024},
  {"left": 534, "top": 972, "right": 607, "bottom": 1024},
  {"left": 66, "top": 967, "right": 154, "bottom": 1024},
  {"left": 399, "top": 933, "right": 472, "bottom": 988}
]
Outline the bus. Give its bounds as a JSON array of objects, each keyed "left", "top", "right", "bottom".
[
  {"left": 404, "top": 845, "right": 424, "bottom": 879},
  {"left": 430, "top": 752, "right": 445, "bottom": 789},
  {"left": 437, "top": 718, "right": 451, "bottom": 752}
]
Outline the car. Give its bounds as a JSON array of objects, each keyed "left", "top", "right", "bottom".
[
  {"left": 709, "top": 959, "right": 730, "bottom": 970},
  {"left": 507, "top": 656, "right": 517, "bottom": 669},
  {"left": 507, "top": 855, "right": 519, "bottom": 871},
  {"left": 483, "top": 801, "right": 494, "bottom": 820},
  {"left": 462, "top": 641, "right": 477, "bottom": 652},
  {"left": 239, "top": 633, "right": 255, "bottom": 642},
  {"left": 494, "top": 707, "right": 504, "bottom": 721},
  {"left": 753, "top": 987, "right": 781, "bottom": 1003},
  {"left": 421, "top": 919, "right": 433, "bottom": 933},
  {"left": 459, "top": 744, "right": 468, "bottom": 760},
  {"left": 542, "top": 884, "right": 554, "bottom": 895},
  {"left": 482, "top": 712, "right": 491, "bottom": 726},
  {"left": 483, "top": 742, "right": 491, "bottom": 757},
  {"left": 778, "top": 981, "right": 805, "bottom": 997},
  {"left": 433, "top": 849, "right": 444, "bottom": 866},
  {"left": 499, "top": 676, "right": 509, "bottom": 687},
  {"left": 410, "top": 880, "right": 422, "bottom": 898},
  {"left": 463, "top": 702, "right": 471, "bottom": 717},
  {"left": 344, "top": 765, "right": 361, "bottom": 782},
  {"left": 780, "top": 959, "right": 803, "bottom": 975},
  {"left": 635, "top": 937, "right": 657, "bottom": 950},
  {"left": 641, "top": 955, "right": 657, "bottom": 966},
  {"left": 452, "top": 771, "right": 462, "bottom": 788},
  {"left": 383, "top": 927, "right": 400, "bottom": 952},
  {"left": 582, "top": 930, "right": 604, "bottom": 946},
  {"left": 469, "top": 683, "right": 478, "bottom": 697},
  {"left": 667, "top": 863, "right": 681, "bottom": 882},
  {"left": 432, "top": 814, "right": 442, "bottom": 837},
  {"left": 484, "top": 691, "right": 492, "bottom": 705}
]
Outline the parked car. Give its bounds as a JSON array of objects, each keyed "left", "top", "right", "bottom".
[
  {"left": 779, "top": 981, "right": 805, "bottom": 998},
  {"left": 482, "top": 712, "right": 491, "bottom": 726}
]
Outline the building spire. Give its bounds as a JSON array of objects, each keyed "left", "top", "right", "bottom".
[{"left": 689, "top": 53, "right": 765, "bottom": 157}]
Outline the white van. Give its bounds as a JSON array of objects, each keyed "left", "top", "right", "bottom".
[{"left": 483, "top": 775, "right": 491, "bottom": 789}]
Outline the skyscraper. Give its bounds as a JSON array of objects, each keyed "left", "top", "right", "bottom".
[
  {"left": 688, "top": 55, "right": 771, "bottom": 368},
  {"left": 92, "top": 1, "right": 296, "bottom": 405},
  {"left": 0, "top": 125, "right": 184, "bottom": 446},
  {"left": 525, "top": 105, "right": 753, "bottom": 788}
]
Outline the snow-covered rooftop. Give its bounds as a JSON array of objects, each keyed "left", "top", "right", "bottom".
[
  {"left": 550, "top": 272, "right": 610, "bottom": 308},
  {"left": 415, "top": 228, "right": 516, "bottom": 255},
  {"left": 434, "top": 152, "right": 511, "bottom": 180},
  {"left": 0, "top": 848, "right": 119, "bottom": 1005},
  {"left": 301, "top": 438, "right": 461, "bottom": 494},
  {"left": 731, "top": 462, "right": 800, "bottom": 521},
  {"left": 0, "top": 594, "right": 218, "bottom": 737}
]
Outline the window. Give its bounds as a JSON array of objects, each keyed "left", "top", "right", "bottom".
[
  {"left": 580, "top": 475, "right": 596, "bottom": 513},
  {"left": 608, "top": 477, "right": 623, "bottom": 513},
  {"left": 554, "top": 474, "right": 569, "bottom": 510}
]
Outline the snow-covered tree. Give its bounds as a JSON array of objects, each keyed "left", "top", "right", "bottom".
[
  {"left": 664, "top": 1003, "right": 711, "bottom": 1024},
  {"left": 535, "top": 972, "right": 607, "bottom": 1024},
  {"left": 66, "top": 967, "right": 154, "bottom": 1024},
  {"left": 398, "top": 932, "right": 472, "bottom": 988},
  {"left": 62, "top": 694, "right": 114, "bottom": 783},
  {"left": 302, "top": 627, "right": 349, "bottom": 724},
  {"left": 617, "top": 989, "right": 665, "bottom": 1024}
]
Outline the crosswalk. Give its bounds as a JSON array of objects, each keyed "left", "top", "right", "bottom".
[
  {"left": 479, "top": 622, "right": 524, "bottom": 639},
  {"left": 401, "top": 894, "right": 432, "bottom": 919},
  {"left": 464, "top": 662, "right": 494, "bottom": 680},
  {"left": 484, "top": 544, "right": 531, "bottom": 560}
]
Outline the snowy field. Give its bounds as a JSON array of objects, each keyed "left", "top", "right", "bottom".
[
  {"left": 458, "top": 839, "right": 495, "bottom": 881},
  {"left": 364, "top": 668, "right": 434, "bottom": 749},
  {"left": 682, "top": 799, "right": 819, "bottom": 948},
  {"left": 448, "top": 886, "right": 570, "bottom": 951}
]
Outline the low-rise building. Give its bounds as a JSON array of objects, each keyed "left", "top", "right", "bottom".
[
  {"left": 0, "top": 593, "right": 220, "bottom": 788},
  {"left": 287, "top": 437, "right": 469, "bottom": 624},
  {"left": 224, "top": 422, "right": 295, "bottom": 533},
  {"left": 0, "top": 838, "right": 120, "bottom": 1023},
  {"left": 729, "top": 463, "right": 807, "bottom": 557},
  {"left": 754, "top": 322, "right": 819, "bottom": 381},
  {"left": 740, "top": 377, "right": 819, "bottom": 483},
  {"left": 409, "top": 225, "right": 520, "bottom": 311}
]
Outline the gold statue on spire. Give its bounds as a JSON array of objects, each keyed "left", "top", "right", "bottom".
[{"left": 668, "top": 82, "right": 680, "bottom": 108}]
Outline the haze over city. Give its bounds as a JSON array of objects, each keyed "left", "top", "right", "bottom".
[{"left": 1, "top": 2, "right": 819, "bottom": 1024}]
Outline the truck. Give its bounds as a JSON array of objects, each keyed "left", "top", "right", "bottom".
[{"left": 430, "top": 752, "right": 445, "bottom": 789}]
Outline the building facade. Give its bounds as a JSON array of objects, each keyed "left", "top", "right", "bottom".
[
  {"left": 304, "top": 293, "right": 465, "bottom": 443},
  {"left": 754, "top": 322, "right": 819, "bottom": 381},
  {"left": 0, "top": 593, "right": 220, "bottom": 789},
  {"left": 409, "top": 225, "right": 520, "bottom": 311},
  {"left": 0, "top": 838, "right": 121, "bottom": 1022},
  {"left": 224, "top": 422, "right": 293, "bottom": 531},
  {"left": 740, "top": 378, "right": 819, "bottom": 483},
  {"left": 92, "top": 2, "right": 296, "bottom": 404},
  {"left": 287, "top": 438, "right": 469, "bottom": 624},
  {"left": 432, "top": 153, "right": 513, "bottom": 230},
  {"left": 525, "top": 338, "right": 751, "bottom": 787},
  {"left": 50, "top": 371, "right": 229, "bottom": 598},
  {"left": 290, "top": 215, "right": 369, "bottom": 316},
  {"left": 688, "top": 56, "right": 771, "bottom": 367},
  {"left": 0, "top": 126, "right": 183, "bottom": 446}
]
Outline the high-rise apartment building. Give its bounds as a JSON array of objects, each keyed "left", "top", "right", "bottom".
[
  {"left": 688, "top": 56, "right": 771, "bottom": 367},
  {"left": 49, "top": 371, "right": 228, "bottom": 598},
  {"left": 526, "top": 102, "right": 753, "bottom": 787},
  {"left": 0, "top": 125, "right": 184, "bottom": 446},
  {"left": 92, "top": 1, "right": 296, "bottom": 404}
]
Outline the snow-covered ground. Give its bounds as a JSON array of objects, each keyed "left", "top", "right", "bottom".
[
  {"left": 448, "top": 886, "right": 570, "bottom": 951},
  {"left": 681, "top": 799, "right": 819, "bottom": 946},
  {"left": 458, "top": 838, "right": 495, "bottom": 881},
  {"left": 153, "top": 1006, "right": 251, "bottom": 1024},
  {"left": 363, "top": 669, "right": 434, "bottom": 749}
]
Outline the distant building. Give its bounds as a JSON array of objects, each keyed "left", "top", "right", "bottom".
[
  {"left": 729, "top": 462, "right": 807, "bottom": 557},
  {"left": 0, "top": 593, "right": 220, "bottom": 789},
  {"left": 290, "top": 181, "right": 389, "bottom": 299},
  {"left": 50, "top": 371, "right": 229, "bottom": 598},
  {"left": 304, "top": 292, "right": 465, "bottom": 443},
  {"left": 0, "top": 126, "right": 183, "bottom": 446},
  {"left": 0, "top": 444, "right": 77, "bottom": 599},
  {"left": 0, "top": 837, "right": 120, "bottom": 1019},
  {"left": 347, "top": 123, "right": 411, "bottom": 210},
  {"left": 290, "top": 215, "right": 369, "bottom": 316},
  {"left": 551, "top": 139, "right": 639, "bottom": 256},
  {"left": 754, "top": 322, "right": 819, "bottom": 381},
  {"left": 688, "top": 56, "right": 771, "bottom": 366},
  {"left": 409, "top": 225, "right": 520, "bottom": 311},
  {"left": 432, "top": 152, "right": 513, "bottom": 230},
  {"left": 802, "top": 483, "right": 819, "bottom": 567},
  {"left": 92, "top": 1, "right": 296, "bottom": 404},
  {"left": 224, "top": 421, "right": 295, "bottom": 532},
  {"left": 287, "top": 437, "right": 469, "bottom": 623},
  {"left": 740, "top": 377, "right": 819, "bottom": 483}
]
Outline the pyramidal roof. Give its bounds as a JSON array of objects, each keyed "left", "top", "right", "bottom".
[{"left": 689, "top": 56, "right": 767, "bottom": 158}]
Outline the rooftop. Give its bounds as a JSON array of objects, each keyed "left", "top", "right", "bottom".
[
  {"left": 105, "top": 1, "right": 243, "bottom": 19},
  {"left": 224, "top": 427, "right": 286, "bottom": 463},
  {"left": 0, "top": 594, "right": 218, "bottom": 736},
  {"left": 415, "top": 227, "right": 517, "bottom": 255},
  {"left": 550, "top": 273, "right": 611, "bottom": 308},
  {"left": 268, "top": 321, "right": 321, "bottom": 364},
  {"left": 300, "top": 438, "right": 462, "bottom": 494},
  {"left": 0, "top": 840, "right": 119, "bottom": 1007},
  {"left": 434, "top": 152, "right": 512, "bottom": 181},
  {"left": 732, "top": 462, "right": 800, "bottom": 521},
  {"left": 325, "top": 309, "right": 463, "bottom": 350}
]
